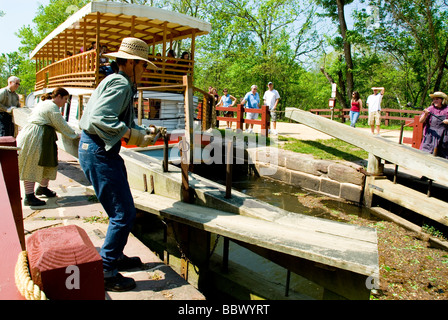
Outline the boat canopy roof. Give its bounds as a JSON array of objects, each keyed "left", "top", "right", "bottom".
[{"left": 30, "top": 1, "right": 211, "bottom": 60}]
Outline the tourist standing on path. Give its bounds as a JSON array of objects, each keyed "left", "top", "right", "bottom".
[
  {"left": 350, "top": 91, "right": 363, "bottom": 128},
  {"left": 366, "top": 87, "right": 385, "bottom": 135},
  {"left": 419, "top": 91, "right": 448, "bottom": 158},
  {"left": 241, "top": 85, "right": 260, "bottom": 133},
  {"left": 217, "top": 88, "right": 237, "bottom": 129},
  {"left": 263, "top": 82, "right": 280, "bottom": 135},
  {"left": 17, "top": 88, "right": 79, "bottom": 207},
  {"left": 0, "top": 76, "right": 21, "bottom": 137},
  {"left": 78, "top": 37, "right": 165, "bottom": 292}
]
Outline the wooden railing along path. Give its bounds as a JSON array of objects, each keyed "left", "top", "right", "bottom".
[
  {"left": 310, "top": 107, "right": 422, "bottom": 126},
  {"left": 214, "top": 104, "right": 270, "bottom": 135}
]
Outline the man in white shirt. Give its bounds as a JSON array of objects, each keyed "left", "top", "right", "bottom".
[
  {"left": 366, "top": 87, "right": 385, "bottom": 135},
  {"left": 263, "top": 82, "right": 280, "bottom": 135}
]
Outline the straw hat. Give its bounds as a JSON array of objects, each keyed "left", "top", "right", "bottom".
[
  {"left": 429, "top": 91, "right": 448, "bottom": 105},
  {"left": 429, "top": 91, "right": 447, "bottom": 100},
  {"left": 104, "top": 37, "right": 157, "bottom": 69}
]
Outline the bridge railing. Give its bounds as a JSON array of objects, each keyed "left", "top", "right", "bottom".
[
  {"left": 214, "top": 104, "right": 270, "bottom": 135},
  {"left": 310, "top": 108, "right": 422, "bottom": 126}
]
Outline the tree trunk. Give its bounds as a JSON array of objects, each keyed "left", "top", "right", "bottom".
[
  {"left": 433, "top": 37, "right": 448, "bottom": 92},
  {"left": 320, "top": 67, "right": 347, "bottom": 110},
  {"left": 336, "top": 0, "right": 354, "bottom": 104}
]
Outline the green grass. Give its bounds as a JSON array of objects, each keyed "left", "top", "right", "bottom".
[
  {"left": 280, "top": 137, "right": 369, "bottom": 162},
  {"left": 216, "top": 127, "right": 369, "bottom": 162}
]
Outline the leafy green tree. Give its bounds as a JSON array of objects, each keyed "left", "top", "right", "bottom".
[
  {"left": 16, "top": 0, "right": 90, "bottom": 56},
  {"left": 315, "top": 0, "right": 356, "bottom": 111},
  {"left": 192, "top": 0, "right": 322, "bottom": 115},
  {"left": 356, "top": 0, "right": 448, "bottom": 107}
]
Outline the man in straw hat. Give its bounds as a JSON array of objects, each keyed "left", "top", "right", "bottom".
[
  {"left": 366, "top": 86, "right": 385, "bottom": 135},
  {"left": 78, "top": 37, "right": 165, "bottom": 292}
]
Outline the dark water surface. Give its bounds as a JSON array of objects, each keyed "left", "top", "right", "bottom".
[{"left": 216, "top": 173, "right": 377, "bottom": 222}]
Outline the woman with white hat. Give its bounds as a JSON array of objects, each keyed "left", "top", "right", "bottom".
[
  {"left": 419, "top": 91, "right": 448, "bottom": 158},
  {"left": 78, "top": 37, "right": 165, "bottom": 292}
]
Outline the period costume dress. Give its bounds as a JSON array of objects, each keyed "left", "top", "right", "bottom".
[
  {"left": 420, "top": 104, "right": 448, "bottom": 158},
  {"left": 17, "top": 99, "right": 78, "bottom": 182}
]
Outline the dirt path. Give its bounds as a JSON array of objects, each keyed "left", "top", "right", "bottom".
[{"left": 219, "top": 121, "right": 413, "bottom": 143}]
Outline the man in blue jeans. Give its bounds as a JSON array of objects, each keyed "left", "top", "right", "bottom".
[{"left": 78, "top": 38, "right": 164, "bottom": 292}]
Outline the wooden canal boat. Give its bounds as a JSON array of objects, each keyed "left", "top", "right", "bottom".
[{"left": 27, "top": 1, "right": 211, "bottom": 132}]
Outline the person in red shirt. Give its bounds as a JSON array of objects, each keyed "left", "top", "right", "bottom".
[{"left": 349, "top": 91, "right": 363, "bottom": 128}]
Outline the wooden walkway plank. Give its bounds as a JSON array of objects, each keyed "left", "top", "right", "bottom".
[
  {"left": 132, "top": 190, "right": 379, "bottom": 277},
  {"left": 187, "top": 174, "right": 378, "bottom": 244},
  {"left": 369, "top": 178, "right": 448, "bottom": 226}
]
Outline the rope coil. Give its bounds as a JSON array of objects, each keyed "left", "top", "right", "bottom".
[{"left": 15, "top": 251, "right": 48, "bottom": 300}]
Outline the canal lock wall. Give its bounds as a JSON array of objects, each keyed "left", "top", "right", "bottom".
[{"left": 246, "top": 147, "right": 366, "bottom": 204}]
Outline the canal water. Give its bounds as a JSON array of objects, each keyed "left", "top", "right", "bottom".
[{"left": 214, "top": 172, "right": 377, "bottom": 223}]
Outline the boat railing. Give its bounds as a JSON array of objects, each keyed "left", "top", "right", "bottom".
[
  {"left": 35, "top": 51, "right": 194, "bottom": 91},
  {"left": 140, "top": 54, "right": 193, "bottom": 89},
  {"left": 35, "top": 51, "right": 97, "bottom": 91}
]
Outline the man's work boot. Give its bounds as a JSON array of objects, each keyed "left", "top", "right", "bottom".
[
  {"left": 104, "top": 273, "right": 136, "bottom": 292},
  {"left": 116, "top": 255, "right": 143, "bottom": 271}
]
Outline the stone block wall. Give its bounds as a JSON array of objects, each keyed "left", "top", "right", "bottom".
[{"left": 247, "top": 147, "right": 366, "bottom": 203}]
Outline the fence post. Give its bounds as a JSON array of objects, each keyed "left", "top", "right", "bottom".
[
  {"left": 412, "top": 115, "right": 423, "bottom": 149},
  {"left": 225, "top": 139, "right": 233, "bottom": 199},
  {"left": 261, "top": 105, "right": 269, "bottom": 136},
  {"left": 196, "top": 101, "right": 202, "bottom": 122},
  {"left": 202, "top": 97, "right": 208, "bottom": 131},
  {"left": 236, "top": 104, "right": 244, "bottom": 131},
  {"left": 0, "top": 137, "right": 25, "bottom": 250},
  {"left": 137, "top": 89, "right": 143, "bottom": 126},
  {"left": 339, "top": 106, "right": 344, "bottom": 123}
]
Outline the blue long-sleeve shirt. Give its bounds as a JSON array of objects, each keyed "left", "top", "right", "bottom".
[{"left": 79, "top": 71, "right": 143, "bottom": 151}]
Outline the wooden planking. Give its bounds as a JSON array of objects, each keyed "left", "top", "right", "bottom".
[
  {"left": 285, "top": 107, "right": 448, "bottom": 187},
  {"left": 131, "top": 190, "right": 378, "bottom": 277},
  {"left": 369, "top": 178, "right": 448, "bottom": 226}
]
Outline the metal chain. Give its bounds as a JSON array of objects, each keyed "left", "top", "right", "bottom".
[
  {"left": 162, "top": 219, "right": 200, "bottom": 275},
  {"left": 208, "top": 234, "right": 221, "bottom": 259},
  {"left": 161, "top": 219, "right": 222, "bottom": 275}
]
